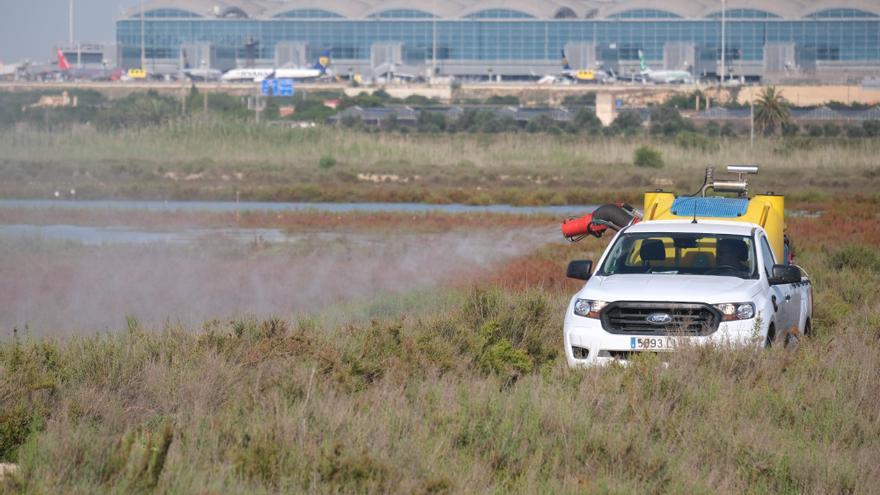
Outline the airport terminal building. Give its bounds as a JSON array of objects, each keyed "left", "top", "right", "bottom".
[{"left": 117, "top": 0, "right": 880, "bottom": 82}]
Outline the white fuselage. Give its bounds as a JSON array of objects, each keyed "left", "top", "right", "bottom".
[
  {"left": 220, "top": 68, "right": 274, "bottom": 82},
  {"left": 184, "top": 68, "right": 223, "bottom": 81},
  {"left": 644, "top": 70, "right": 694, "bottom": 84},
  {"left": 221, "top": 67, "right": 323, "bottom": 82}
]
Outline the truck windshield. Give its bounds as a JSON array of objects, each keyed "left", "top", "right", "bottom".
[{"left": 598, "top": 232, "right": 758, "bottom": 279}]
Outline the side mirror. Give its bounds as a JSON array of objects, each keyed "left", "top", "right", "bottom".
[
  {"left": 769, "top": 264, "right": 801, "bottom": 285},
  {"left": 566, "top": 260, "right": 593, "bottom": 281}
]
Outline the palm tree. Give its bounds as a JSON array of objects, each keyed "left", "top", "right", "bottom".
[{"left": 753, "top": 86, "right": 791, "bottom": 135}]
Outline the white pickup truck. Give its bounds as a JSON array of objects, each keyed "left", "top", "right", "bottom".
[{"left": 561, "top": 167, "right": 813, "bottom": 367}]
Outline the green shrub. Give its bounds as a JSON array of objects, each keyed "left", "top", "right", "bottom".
[
  {"left": 573, "top": 108, "right": 602, "bottom": 134},
  {"left": 781, "top": 121, "right": 800, "bottom": 137},
  {"left": 829, "top": 245, "right": 880, "bottom": 272},
  {"left": 417, "top": 111, "right": 447, "bottom": 132},
  {"left": 649, "top": 107, "right": 695, "bottom": 137},
  {"left": 318, "top": 155, "right": 337, "bottom": 169},
  {"left": 633, "top": 146, "right": 664, "bottom": 168},
  {"left": 720, "top": 122, "right": 738, "bottom": 137},
  {"left": 845, "top": 125, "right": 866, "bottom": 139},
  {"left": 484, "top": 95, "right": 519, "bottom": 106},
  {"left": 863, "top": 120, "right": 880, "bottom": 137},
  {"left": 675, "top": 131, "right": 719, "bottom": 152},
  {"left": 806, "top": 124, "right": 824, "bottom": 137},
  {"left": 609, "top": 110, "right": 643, "bottom": 137},
  {"left": 477, "top": 321, "right": 534, "bottom": 377},
  {"left": 704, "top": 121, "right": 721, "bottom": 137},
  {"left": 823, "top": 122, "right": 841, "bottom": 138},
  {"left": 525, "top": 115, "right": 558, "bottom": 133}
]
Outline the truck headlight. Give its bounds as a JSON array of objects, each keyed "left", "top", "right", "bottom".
[
  {"left": 574, "top": 299, "right": 607, "bottom": 319},
  {"left": 714, "top": 302, "right": 756, "bottom": 321}
]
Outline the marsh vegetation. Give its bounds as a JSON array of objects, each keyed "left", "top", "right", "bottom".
[{"left": 1, "top": 200, "right": 879, "bottom": 493}]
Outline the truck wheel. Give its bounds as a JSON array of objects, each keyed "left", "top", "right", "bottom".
[
  {"left": 764, "top": 324, "right": 776, "bottom": 348},
  {"left": 804, "top": 319, "right": 812, "bottom": 338}
]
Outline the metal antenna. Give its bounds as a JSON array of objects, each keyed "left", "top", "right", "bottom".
[
  {"left": 140, "top": 0, "right": 145, "bottom": 70},
  {"left": 720, "top": 0, "right": 726, "bottom": 85},
  {"left": 68, "top": 0, "right": 74, "bottom": 46}
]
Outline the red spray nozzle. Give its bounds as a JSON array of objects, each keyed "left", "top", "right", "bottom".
[{"left": 562, "top": 214, "right": 607, "bottom": 240}]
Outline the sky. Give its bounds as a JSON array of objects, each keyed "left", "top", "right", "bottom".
[{"left": 0, "top": 0, "right": 139, "bottom": 64}]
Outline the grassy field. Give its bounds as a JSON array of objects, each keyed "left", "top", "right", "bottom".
[
  {"left": 1, "top": 122, "right": 879, "bottom": 204},
  {"left": 1, "top": 199, "right": 880, "bottom": 492}
]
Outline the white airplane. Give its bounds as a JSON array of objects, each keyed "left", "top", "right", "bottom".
[
  {"left": 638, "top": 50, "right": 694, "bottom": 84},
  {"left": 221, "top": 51, "right": 331, "bottom": 82},
  {"left": 181, "top": 50, "right": 222, "bottom": 81},
  {"left": 555, "top": 50, "right": 614, "bottom": 84},
  {"left": 0, "top": 61, "right": 22, "bottom": 79}
]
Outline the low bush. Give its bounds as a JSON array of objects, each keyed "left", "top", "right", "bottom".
[
  {"left": 318, "top": 155, "right": 337, "bottom": 169},
  {"left": 828, "top": 245, "right": 880, "bottom": 272},
  {"left": 633, "top": 145, "right": 664, "bottom": 168},
  {"left": 608, "top": 110, "right": 644, "bottom": 137}
]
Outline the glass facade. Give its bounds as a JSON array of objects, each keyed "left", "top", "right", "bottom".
[
  {"left": 273, "top": 9, "right": 344, "bottom": 19},
  {"left": 705, "top": 9, "right": 781, "bottom": 19},
  {"left": 117, "top": 14, "right": 880, "bottom": 67},
  {"left": 369, "top": 9, "right": 437, "bottom": 19},
  {"left": 608, "top": 9, "right": 682, "bottom": 19}
]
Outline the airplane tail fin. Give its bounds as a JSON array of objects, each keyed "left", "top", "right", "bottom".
[
  {"left": 561, "top": 49, "right": 571, "bottom": 70},
  {"left": 182, "top": 49, "right": 191, "bottom": 70},
  {"left": 56, "top": 49, "right": 71, "bottom": 71},
  {"left": 314, "top": 50, "right": 331, "bottom": 73},
  {"left": 638, "top": 50, "right": 649, "bottom": 74}
]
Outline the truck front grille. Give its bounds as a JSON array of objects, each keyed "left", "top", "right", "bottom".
[{"left": 601, "top": 302, "right": 720, "bottom": 336}]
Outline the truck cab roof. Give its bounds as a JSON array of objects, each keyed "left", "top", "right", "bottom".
[{"left": 625, "top": 220, "right": 760, "bottom": 237}]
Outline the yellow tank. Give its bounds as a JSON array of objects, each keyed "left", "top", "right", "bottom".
[{"left": 643, "top": 191, "right": 786, "bottom": 264}]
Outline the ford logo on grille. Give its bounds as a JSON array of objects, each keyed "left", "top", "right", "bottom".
[{"left": 646, "top": 313, "right": 673, "bottom": 325}]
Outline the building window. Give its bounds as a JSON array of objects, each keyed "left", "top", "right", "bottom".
[
  {"left": 705, "top": 9, "right": 780, "bottom": 19},
  {"left": 554, "top": 7, "right": 578, "bottom": 19},
  {"left": 464, "top": 9, "right": 535, "bottom": 19},
  {"left": 368, "top": 9, "right": 436, "bottom": 19},
  {"left": 273, "top": 9, "right": 344, "bottom": 18},
  {"left": 816, "top": 45, "right": 841, "bottom": 60},
  {"left": 806, "top": 9, "right": 878, "bottom": 18},
  {"left": 608, "top": 9, "right": 681, "bottom": 19},
  {"left": 137, "top": 9, "right": 201, "bottom": 18}
]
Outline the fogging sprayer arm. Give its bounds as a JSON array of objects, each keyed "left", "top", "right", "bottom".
[{"left": 562, "top": 203, "right": 641, "bottom": 242}]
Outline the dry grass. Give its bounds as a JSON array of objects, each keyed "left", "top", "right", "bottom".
[
  {"left": 1, "top": 123, "right": 878, "bottom": 204},
  {"left": 1, "top": 200, "right": 879, "bottom": 493}
]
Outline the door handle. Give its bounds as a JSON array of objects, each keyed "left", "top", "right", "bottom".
[{"left": 771, "top": 295, "right": 778, "bottom": 312}]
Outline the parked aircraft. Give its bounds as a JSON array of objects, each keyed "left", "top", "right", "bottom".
[
  {"left": 0, "top": 61, "right": 24, "bottom": 80},
  {"left": 558, "top": 50, "right": 615, "bottom": 84},
  {"left": 221, "top": 51, "right": 331, "bottom": 82},
  {"left": 56, "top": 49, "right": 123, "bottom": 81},
  {"left": 638, "top": 50, "right": 694, "bottom": 84},
  {"left": 181, "top": 50, "right": 222, "bottom": 81}
]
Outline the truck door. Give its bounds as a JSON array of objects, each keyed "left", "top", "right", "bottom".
[
  {"left": 759, "top": 234, "right": 795, "bottom": 336},
  {"left": 788, "top": 268, "right": 804, "bottom": 334}
]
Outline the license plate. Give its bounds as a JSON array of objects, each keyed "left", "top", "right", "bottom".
[{"left": 630, "top": 337, "right": 675, "bottom": 350}]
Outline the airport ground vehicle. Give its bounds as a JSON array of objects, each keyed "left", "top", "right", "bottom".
[{"left": 561, "top": 166, "right": 812, "bottom": 367}]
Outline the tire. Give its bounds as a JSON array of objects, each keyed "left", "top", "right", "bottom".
[{"left": 765, "top": 324, "right": 776, "bottom": 348}]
